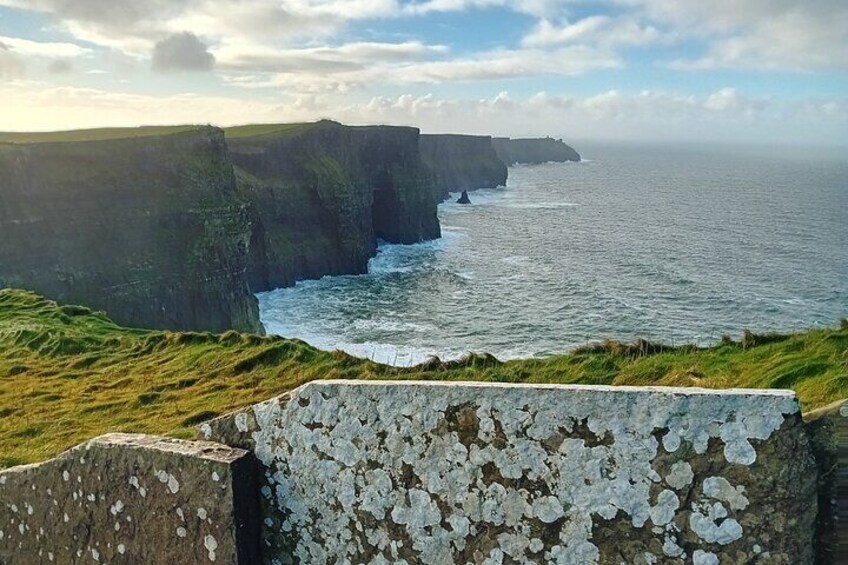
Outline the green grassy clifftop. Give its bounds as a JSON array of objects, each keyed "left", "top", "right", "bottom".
[{"left": 1, "top": 288, "right": 844, "bottom": 468}]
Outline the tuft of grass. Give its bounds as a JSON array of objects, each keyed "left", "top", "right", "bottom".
[{"left": 0, "top": 287, "right": 845, "bottom": 468}]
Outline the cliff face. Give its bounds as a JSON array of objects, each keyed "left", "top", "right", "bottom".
[
  {"left": 0, "top": 128, "right": 263, "bottom": 333},
  {"left": 492, "top": 136, "right": 581, "bottom": 164},
  {"left": 420, "top": 134, "right": 508, "bottom": 200},
  {"left": 227, "top": 121, "right": 440, "bottom": 292}
]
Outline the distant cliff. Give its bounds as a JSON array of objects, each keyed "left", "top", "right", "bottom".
[
  {"left": 0, "top": 127, "right": 263, "bottom": 334},
  {"left": 226, "top": 121, "right": 440, "bottom": 292},
  {"left": 493, "top": 136, "right": 581, "bottom": 164},
  {"left": 420, "top": 134, "right": 508, "bottom": 201}
]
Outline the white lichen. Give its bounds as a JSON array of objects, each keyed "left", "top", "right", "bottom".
[
  {"left": 692, "top": 549, "right": 720, "bottom": 565},
  {"left": 204, "top": 535, "right": 218, "bottom": 562},
  {"left": 702, "top": 476, "right": 749, "bottom": 511},
  {"left": 214, "top": 381, "right": 797, "bottom": 564},
  {"left": 665, "top": 461, "right": 694, "bottom": 490}
]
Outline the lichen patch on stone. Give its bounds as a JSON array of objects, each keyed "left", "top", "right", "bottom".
[{"left": 204, "top": 380, "right": 811, "bottom": 564}]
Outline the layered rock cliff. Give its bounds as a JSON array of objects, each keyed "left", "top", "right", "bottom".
[
  {"left": 0, "top": 122, "right": 583, "bottom": 334},
  {"left": 226, "top": 121, "right": 440, "bottom": 292},
  {"left": 0, "top": 127, "right": 263, "bottom": 333},
  {"left": 493, "top": 136, "right": 581, "bottom": 164},
  {"left": 420, "top": 134, "right": 508, "bottom": 201}
]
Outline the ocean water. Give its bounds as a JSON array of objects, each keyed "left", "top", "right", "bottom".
[{"left": 258, "top": 142, "right": 848, "bottom": 365}]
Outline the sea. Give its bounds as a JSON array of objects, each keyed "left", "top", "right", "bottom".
[{"left": 258, "top": 141, "right": 848, "bottom": 366}]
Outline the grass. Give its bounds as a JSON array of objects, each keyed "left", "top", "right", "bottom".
[
  {"left": 0, "top": 288, "right": 845, "bottom": 468},
  {"left": 224, "top": 122, "right": 317, "bottom": 140},
  {"left": 0, "top": 125, "right": 208, "bottom": 144}
]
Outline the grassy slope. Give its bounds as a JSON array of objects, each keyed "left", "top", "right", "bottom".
[
  {"left": 1, "top": 288, "right": 845, "bottom": 468},
  {"left": 0, "top": 126, "right": 207, "bottom": 144},
  {"left": 224, "top": 122, "right": 315, "bottom": 140}
]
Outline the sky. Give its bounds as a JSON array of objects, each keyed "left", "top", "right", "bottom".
[{"left": 0, "top": 0, "right": 846, "bottom": 145}]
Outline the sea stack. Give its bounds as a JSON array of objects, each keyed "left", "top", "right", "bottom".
[{"left": 456, "top": 190, "right": 471, "bottom": 204}]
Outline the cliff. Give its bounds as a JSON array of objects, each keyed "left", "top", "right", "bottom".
[
  {"left": 493, "top": 136, "right": 581, "bottom": 164},
  {"left": 226, "top": 121, "right": 440, "bottom": 292},
  {"left": 0, "top": 127, "right": 263, "bottom": 333},
  {"left": 420, "top": 134, "right": 507, "bottom": 200}
]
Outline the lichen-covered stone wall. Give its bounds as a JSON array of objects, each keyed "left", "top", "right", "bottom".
[
  {"left": 202, "top": 380, "right": 818, "bottom": 565},
  {"left": 0, "top": 433, "right": 259, "bottom": 564}
]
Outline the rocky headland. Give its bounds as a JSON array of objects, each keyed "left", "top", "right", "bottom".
[
  {"left": 227, "top": 121, "right": 439, "bottom": 292},
  {"left": 493, "top": 136, "right": 581, "bottom": 165},
  {"left": 0, "top": 122, "right": 577, "bottom": 333},
  {"left": 420, "top": 134, "right": 507, "bottom": 201}
]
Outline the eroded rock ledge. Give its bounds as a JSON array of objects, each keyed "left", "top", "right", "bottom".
[{"left": 2, "top": 382, "right": 836, "bottom": 564}]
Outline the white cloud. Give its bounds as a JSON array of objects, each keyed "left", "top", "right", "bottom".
[
  {"left": 7, "top": 80, "right": 840, "bottom": 144},
  {"left": 623, "top": 0, "right": 848, "bottom": 70},
  {"left": 0, "top": 35, "right": 90, "bottom": 57},
  {"left": 523, "top": 16, "right": 671, "bottom": 48},
  {"left": 222, "top": 45, "right": 620, "bottom": 93},
  {"left": 0, "top": 42, "right": 26, "bottom": 79},
  {"left": 214, "top": 41, "right": 447, "bottom": 74}
]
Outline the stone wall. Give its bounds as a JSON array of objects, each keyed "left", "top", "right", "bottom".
[
  {"left": 0, "top": 433, "right": 259, "bottom": 564},
  {"left": 201, "top": 381, "right": 819, "bottom": 565},
  {"left": 1, "top": 382, "right": 834, "bottom": 564}
]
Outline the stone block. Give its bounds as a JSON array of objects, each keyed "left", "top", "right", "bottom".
[
  {"left": 0, "top": 433, "right": 259, "bottom": 564},
  {"left": 202, "top": 380, "right": 817, "bottom": 564}
]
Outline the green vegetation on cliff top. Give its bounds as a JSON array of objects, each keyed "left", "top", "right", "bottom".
[
  {"left": 224, "top": 122, "right": 316, "bottom": 139},
  {"left": 0, "top": 125, "right": 210, "bottom": 144},
  {"left": 0, "top": 288, "right": 845, "bottom": 468}
]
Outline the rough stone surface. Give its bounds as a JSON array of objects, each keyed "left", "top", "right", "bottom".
[
  {"left": 202, "top": 380, "right": 817, "bottom": 565},
  {"left": 803, "top": 398, "right": 847, "bottom": 565},
  {"left": 0, "top": 433, "right": 259, "bottom": 564}
]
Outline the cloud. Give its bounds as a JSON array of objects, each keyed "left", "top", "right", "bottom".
[
  {"left": 152, "top": 32, "right": 215, "bottom": 72},
  {"left": 214, "top": 41, "right": 448, "bottom": 74},
  {"left": 224, "top": 45, "right": 621, "bottom": 93},
  {"left": 523, "top": 16, "right": 671, "bottom": 48},
  {"left": 404, "top": 0, "right": 563, "bottom": 18},
  {"left": 1, "top": 81, "right": 843, "bottom": 145},
  {"left": 6, "top": 0, "right": 846, "bottom": 77},
  {"left": 47, "top": 59, "right": 73, "bottom": 73},
  {"left": 0, "top": 42, "right": 26, "bottom": 79},
  {"left": 0, "top": 35, "right": 90, "bottom": 57},
  {"left": 624, "top": 0, "right": 848, "bottom": 70}
]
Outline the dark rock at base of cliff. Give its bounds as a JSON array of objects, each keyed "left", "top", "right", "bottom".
[{"left": 456, "top": 190, "right": 471, "bottom": 204}]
